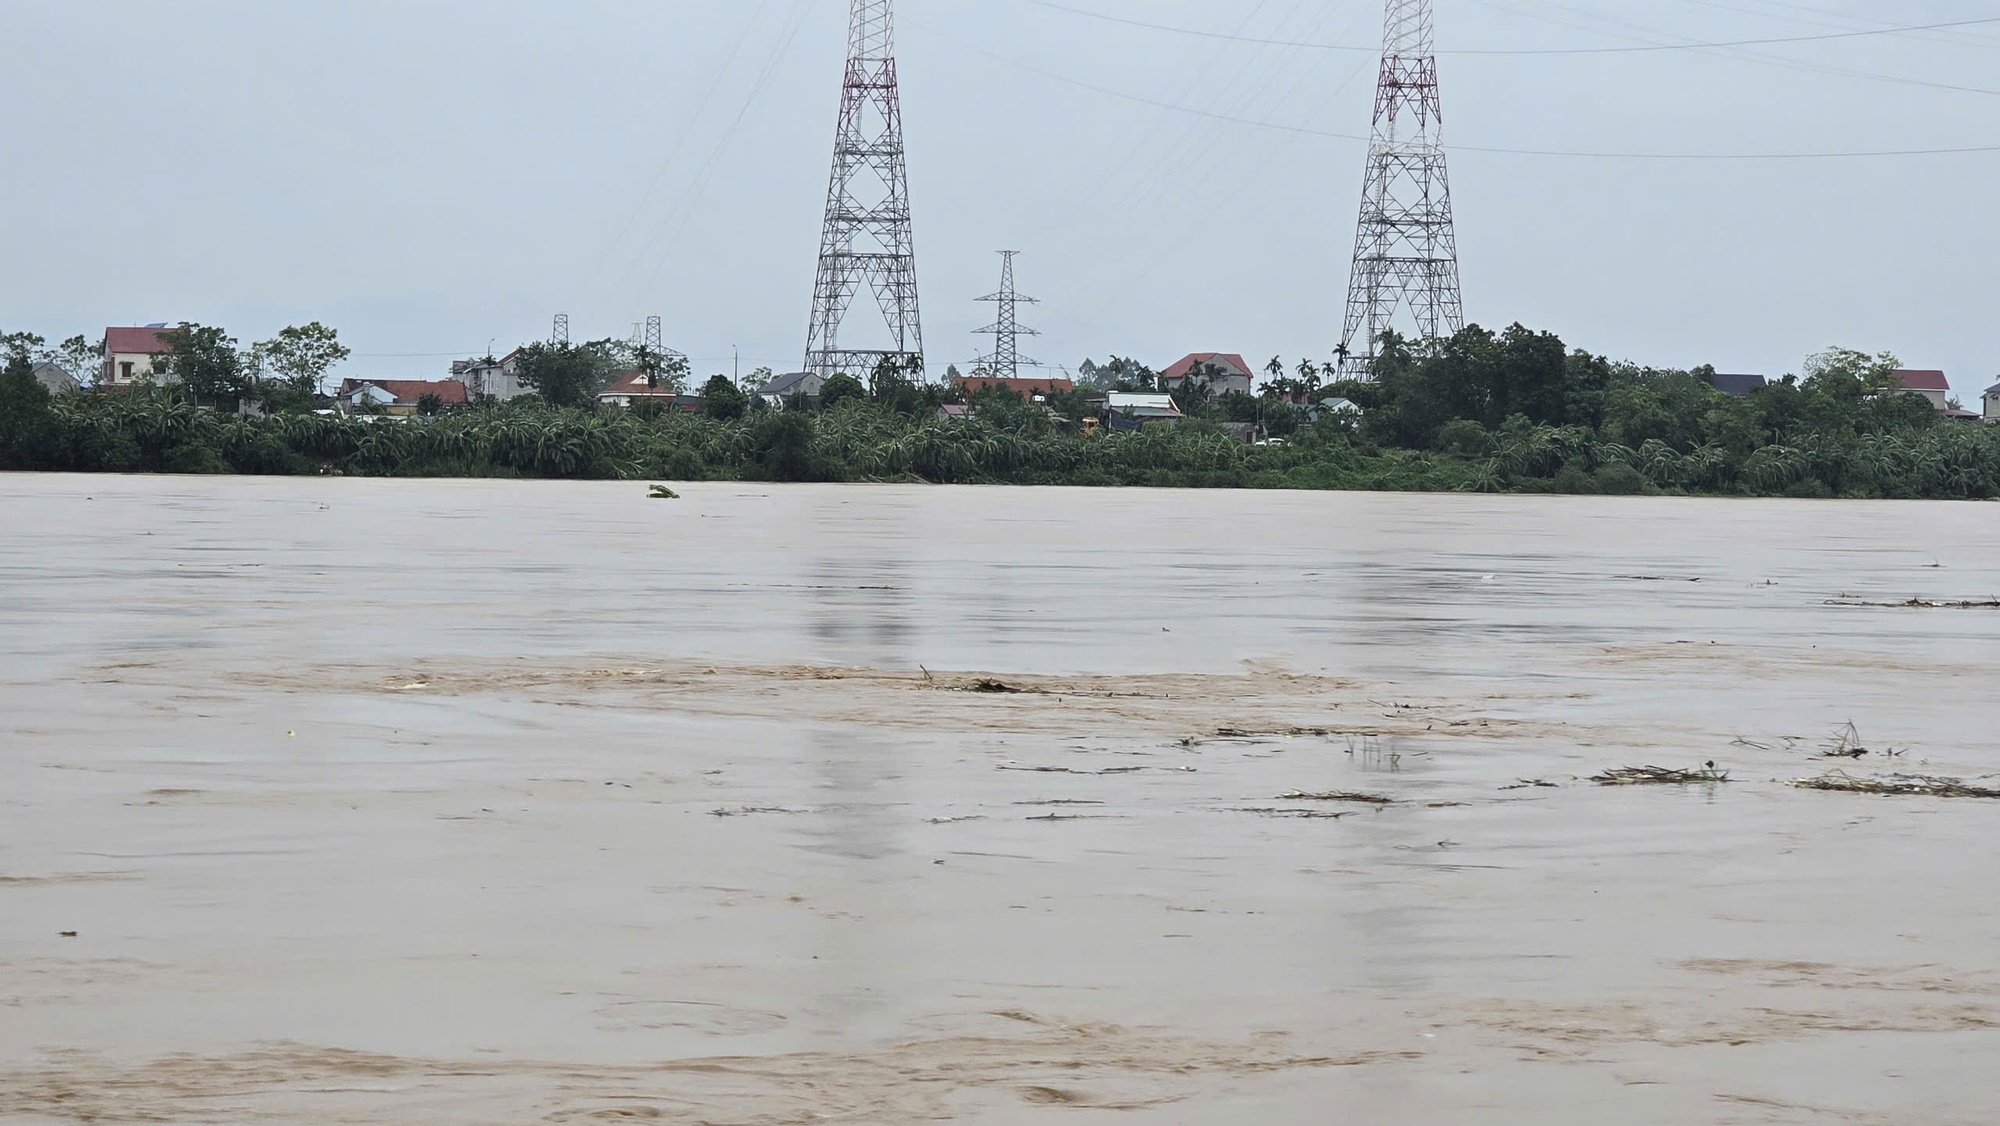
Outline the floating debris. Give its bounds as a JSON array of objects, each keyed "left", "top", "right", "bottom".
[
  {"left": 998, "top": 764, "right": 1188, "bottom": 775},
  {"left": 1277, "top": 789, "right": 1396, "bottom": 805},
  {"left": 647, "top": 484, "right": 680, "bottom": 500},
  {"left": 1819, "top": 721, "right": 1869, "bottom": 759},
  {"left": 1590, "top": 763, "right": 1730, "bottom": 786},
  {"left": 1500, "top": 779, "right": 1560, "bottom": 791},
  {"left": 708, "top": 806, "right": 810, "bottom": 817},
  {"left": 1790, "top": 772, "right": 2000, "bottom": 799},
  {"left": 926, "top": 815, "right": 987, "bottom": 824},
  {"left": 1824, "top": 596, "right": 2000, "bottom": 610},
  {"left": 965, "top": 678, "right": 1030, "bottom": 694},
  {"left": 1014, "top": 799, "right": 1106, "bottom": 807},
  {"left": 1228, "top": 807, "right": 1353, "bottom": 820}
]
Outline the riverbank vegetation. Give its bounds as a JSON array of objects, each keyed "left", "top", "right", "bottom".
[{"left": 4, "top": 323, "right": 1997, "bottom": 498}]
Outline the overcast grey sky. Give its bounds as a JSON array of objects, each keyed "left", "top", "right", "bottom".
[{"left": 4, "top": 0, "right": 1998, "bottom": 396}]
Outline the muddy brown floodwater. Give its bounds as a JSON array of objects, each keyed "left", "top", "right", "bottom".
[{"left": 3, "top": 475, "right": 1999, "bottom": 1124}]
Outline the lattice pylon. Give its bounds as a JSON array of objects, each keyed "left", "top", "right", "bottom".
[
  {"left": 1336, "top": 0, "right": 1464, "bottom": 380},
  {"left": 804, "top": 0, "right": 925, "bottom": 382},
  {"left": 974, "top": 251, "right": 1039, "bottom": 380}
]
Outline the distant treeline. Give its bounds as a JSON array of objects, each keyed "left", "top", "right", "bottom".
[{"left": 3, "top": 323, "right": 1997, "bottom": 499}]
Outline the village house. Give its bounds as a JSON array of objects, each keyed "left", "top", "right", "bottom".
[
  {"left": 451, "top": 350, "right": 528, "bottom": 401},
  {"left": 952, "top": 374, "right": 1074, "bottom": 402},
  {"left": 1105, "top": 391, "right": 1183, "bottom": 431},
  {"left": 756, "top": 370, "right": 826, "bottom": 409},
  {"left": 30, "top": 362, "right": 79, "bottom": 395},
  {"left": 1159, "top": 353, "right": 1254, "bottom": 398},
  {"left": 333, "top": 378, "right": 468, "bottom": 417},
  {"left": 1890, "top": 369, "right": 1951, "bottom": 411},
  {"left": 100, "top": 325, "right": 177, "bottom": 387},
  {"left": 597, "top": 371, "right": 701, "bottom": 412},
  {"left": 1985, "top": 381, "right": 2000, "bottom": 424}
]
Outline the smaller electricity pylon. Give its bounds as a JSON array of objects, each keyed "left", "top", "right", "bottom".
[{"left": 974, "top": 251, "right": 1038, "bottom": 380}]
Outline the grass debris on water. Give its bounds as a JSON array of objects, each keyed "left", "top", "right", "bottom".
[
  {"left": 1790, "top": 772, "right": 2000, "bottom": 799},
  {"left": 1277, "top": 790, "right": 1396, "bottom": 805},
  {"left": 1591, "top": 762, "right": 1730, "bottom": 786}
]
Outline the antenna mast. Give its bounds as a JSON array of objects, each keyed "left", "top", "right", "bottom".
[
  {"left": 1336, "top": 0, "right": 1464, "bottom": 379},
  {"left": 804, "top": 0, "right": 925, "bottom": 382}
]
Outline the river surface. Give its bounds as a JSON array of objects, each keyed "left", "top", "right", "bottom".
[{"left": 3, "top": 475, "right": 1998, "bottom": 1123}]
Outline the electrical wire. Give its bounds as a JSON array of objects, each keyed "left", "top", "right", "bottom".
[
  {"left": 909, "top": 19, "right": 2000, "bottom": 160},
  {"left": 569, "top": 0, "right": 777, "bottom": 310},
  {"left": 1459, "top": 0, "right": 2000, "bottom": 98},
  {"left": 1029, "top": 0, "right": 1334, "bottom": 312},
  {"left": 629, "top": 0, "right": 815, "bottom": 298},
  {"left": 1015, "top": 0, "right": 2000, "bottom": 55}
]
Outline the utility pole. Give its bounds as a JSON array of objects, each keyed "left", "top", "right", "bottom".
[
  {"left": 803, "top": 0, "right": 925, "bottom": 383},
  {"left": 1336, "top": 0, "right": 1463, "bottom": 380},
  {"left": 974, "top": 250, "right": 1039, "bottom": 381},
  {"left": 553, "top": 313, "right": 571, "bottom": 346}
]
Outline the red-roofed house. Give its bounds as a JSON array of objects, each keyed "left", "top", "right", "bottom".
[
  {"left": 101, "top": 325, "right": 178, "bottom": 387},
  {"left": 334, "top": 378, "right": 469, "bottom": 416},
  {"left": 1160, "top": 353, "right": 1253, "bottom": 397},
  {"left": 1891, "top": 369, "right": 1952, "bottom": 412},
  {"left": 597, "top": 371, "right": 700, "bottom": 411},
  {"left": 953, "top": 375, "right": 1074, "bottom": 400}
]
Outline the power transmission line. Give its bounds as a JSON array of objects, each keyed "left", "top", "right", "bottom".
[
  {"left": 906, "top": 18, "right": 2000, "bottom": 160},
  {"left": 1013, "top": 0, "right": 2000, "bottom": 56}
]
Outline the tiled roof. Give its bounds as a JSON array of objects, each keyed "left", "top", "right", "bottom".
[
  {"left": 1892, "top": 369, "right": 1950, "bottom": 392},
  {"left": 600, "top": 370, "right": 683, "bottom": 397},
  {"left": 1160, "top": 353, "right": 1252, "bottom": 382},
  {"left": 953, "top": 375, "right": 1074, "bottom": 396},
  {"left": 336, "top": 378, "right": 468, "bottom": 405},
  {"left": 103, "top": 326, "right": 175, "bottom": 355}
]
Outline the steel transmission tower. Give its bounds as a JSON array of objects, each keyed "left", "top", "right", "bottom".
[
  {"left": 1336, "top": 0, "right": 1464, "bottom": 380},
  {"left": 552, "top": 313, "right": 570, "bottom": 346},
  {"left": 974, "top": 251, "right": 1038, "bottom": 379},
  {"left": 804, "top": 0, "right": 924, "bottom": 381}
]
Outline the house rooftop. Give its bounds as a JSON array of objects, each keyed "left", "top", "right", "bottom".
[
  {"left": 954, "top": 375, "right": 1073, "bottom": 396},
  {"left": 103, "top": 326, "right": 176, "bottom": 355},
  {"left": 758, "top": 371, "right": 819, "bottom": 397},
  {"left": 600, "top": 370, "right": 684, "bottom": 397},
  {"left": 1107, "top": 392, "right": 1181, "bottom": 415},
  {"left": 336, "top": 378, "right": 468, "bottom": 405},
  {"left": 1892, "top": 369, "right": 1950, "bottom": 392},
  {"left": 1160, "top": 353, "right": 1251, "bottom": 381}
]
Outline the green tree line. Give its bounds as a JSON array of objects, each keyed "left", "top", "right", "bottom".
[{"left": 4, "top": 322, "right": 1997, "bottom": 498}]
